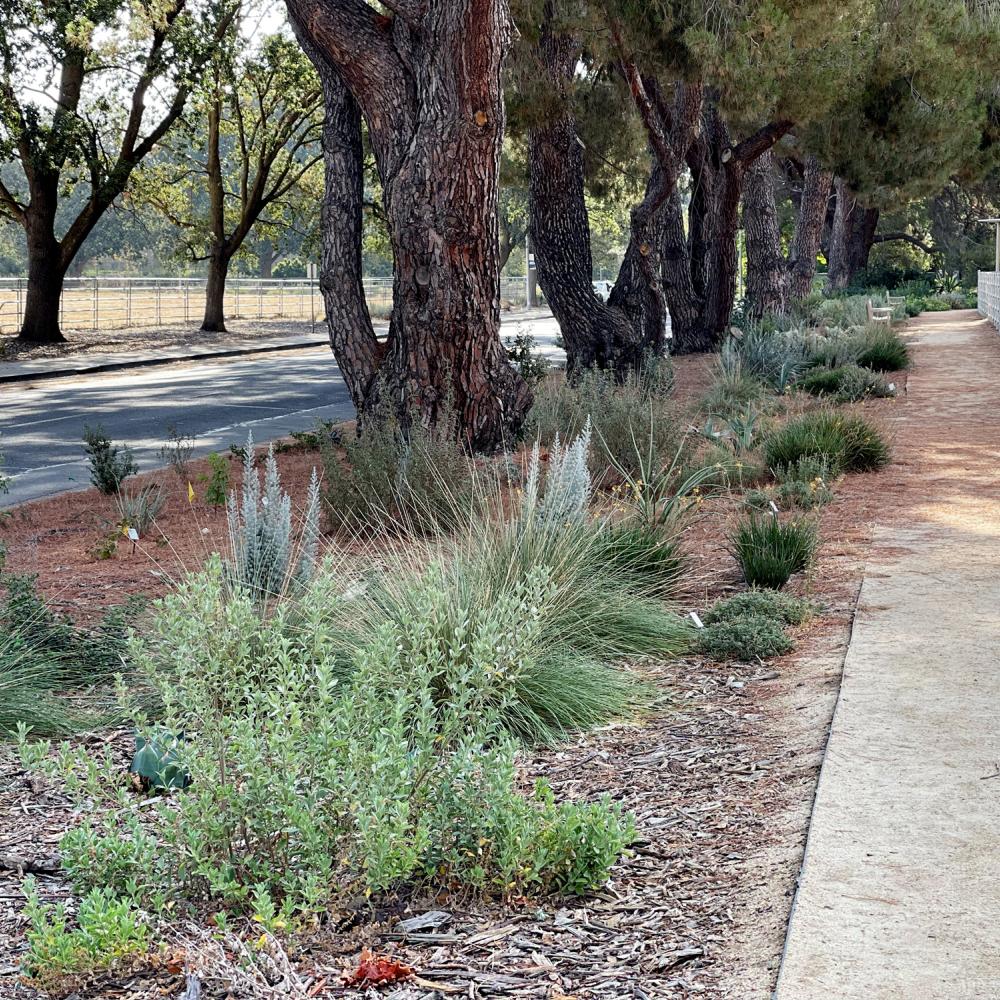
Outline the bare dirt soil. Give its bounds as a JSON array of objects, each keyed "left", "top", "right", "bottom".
[
  {"left": 0, "top": 318, "right": 323, "bottom": 363},
  {"left": 0, "top": 342, "right": 913, "bottom": 999}
]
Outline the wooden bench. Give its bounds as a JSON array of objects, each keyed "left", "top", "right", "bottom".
[{"left": 866, "top": 298, "right": 893, "bottom": 325}]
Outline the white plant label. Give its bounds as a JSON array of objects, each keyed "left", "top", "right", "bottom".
[{"left": 689, "top": 611, "right": 704, "bottom": 629}]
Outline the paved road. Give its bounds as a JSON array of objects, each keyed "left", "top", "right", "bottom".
[{"left": 0, "top": 314, "right": 563, "bottom": 505}]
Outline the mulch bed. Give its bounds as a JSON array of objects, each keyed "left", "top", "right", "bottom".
[{"left": 0, "top": 350, "right": 908, "bottom": 999}]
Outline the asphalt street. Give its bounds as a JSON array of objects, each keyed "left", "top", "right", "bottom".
[{"left": 0, "top": 314, "right": 564, "bottom": 505}]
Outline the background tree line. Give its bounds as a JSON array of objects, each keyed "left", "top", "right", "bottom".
[{"left": 1, "top": 0, "right": 998, "bottom": 445}]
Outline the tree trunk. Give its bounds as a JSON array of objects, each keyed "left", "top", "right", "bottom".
[
  {"left": 19, "top": 199, "right": 67, "bottom": 345},
  {"left": 527, "top": 5, "right": 643, "bottom": 373},
  {"left": 742, "top": 151, "right": 787, "bottom": 320},
  {"left": 826, "top": 178, "right": 855, "bottom": 291},
  {"left": 201, "top": 250, "right": 231, "bottom": 332},
  {"left": 786, "top": 157, "right": 832, "bottom": 301},
  {"left": 607, "top": 162, "right": 670, "bottom": 358},
  {"left": 311, "top": 49, "right": 381, "bottom": 413},
  {"left": 847, "top": 205, "right": 879, "bottom": 281},
  {"left": 827, "top": 179, "right": 878, "bottom": 291},
  {"left": 287, "top": 0, "right": 530, "bottom": 450},
  {"left": 258, "top": 239, "right": 274, "bottom": 279}
]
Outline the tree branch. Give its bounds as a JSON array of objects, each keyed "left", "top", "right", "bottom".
[
  {"left": 871, "top": 232, "right": 935, "bottom": 254},
  {"left": 732, "top": 120, "right": 795, "bottom": 166}
]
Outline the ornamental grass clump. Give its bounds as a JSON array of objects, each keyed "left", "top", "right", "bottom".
[
  {"left": 855, "top": 326, "right": 910, "bottom": 372},
  {"left": 527, "top": 360, "right": 678, "bottom": 479},
  {"left": 729, "top": 514, "right": 817, "bottom": 589},
  {"left": 0, "top": 575, "right": 140, "bottom": 737},
  {"left": 763, "top": 411, "right": 890, "bottom": 474},
  {"left": 321, "top": 404, "right": 476, "bottom": 535},
  {"left": 719, "top": 325, "right": 811, "bottom": 392}
]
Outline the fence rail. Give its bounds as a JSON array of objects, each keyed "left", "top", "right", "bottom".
[
  {"left": 979, "top": 271, "right": 1000, "bottom": 329},
  {"left": 0, "top": 275, "right": 534, "bottom": 333}
]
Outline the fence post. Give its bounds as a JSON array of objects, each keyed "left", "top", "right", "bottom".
[{"left": 93, "top": 275, "right": 99, "bottom": 330}]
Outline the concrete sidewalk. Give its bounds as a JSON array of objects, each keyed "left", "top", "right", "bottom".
[{"left": 776, "top": 310, "right": 1000, "bottom": 999}]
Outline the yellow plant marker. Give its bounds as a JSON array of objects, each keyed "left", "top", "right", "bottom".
[{"left": 187, "top": 482, "right": 195, "bottom": 503}]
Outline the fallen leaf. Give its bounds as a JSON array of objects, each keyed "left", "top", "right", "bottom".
[{"left": 342, "top": 949, "right": 413, "bottom": 988}]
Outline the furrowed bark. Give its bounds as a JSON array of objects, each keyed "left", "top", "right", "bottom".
[
  {"left": 743, "top": 151, "right": 788, "bottom": 319},
  {"left": 827, "top": 178, "right": 879, "bottom": 291},
  {"left": 287, "top": 0, "right": 529, "bottom": 450},
  {"left": 527, "top": 4, "right": 643, "bottom": 373},
  {"left": 787, "top": 157, "right": 832, "bottom": 301},
  {"left": 666, "top": 106, "right": 791, "bottom": 353},
  {"left": 20, "top": 182, "right": 66, "bottom": 345}
]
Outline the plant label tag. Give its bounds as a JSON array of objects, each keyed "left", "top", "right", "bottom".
[
  {"left": 689, "top": 611, "right": 704, "bottom": 629},
  {"left": 769, "top": 500, "right": 780, "bottom": 516},
  {"left": 127, "top": 528, "right": 139, "bottom": 542}
]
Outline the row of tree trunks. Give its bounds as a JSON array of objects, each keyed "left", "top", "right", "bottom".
[
  {"left": 288, "top": 0, "right": 530, "bottom": 450},
  {"left": 526, "top": 4, "right": 644, "bottom": 374},
  {"left": 742, "top": 152, "right": 833, "bottom": 318},
  {"left": 653, "top": 102, "right": 792, "bottom": 353}
]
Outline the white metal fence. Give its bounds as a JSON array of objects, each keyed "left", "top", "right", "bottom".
[
  {"left": 978, "top": 271, "right": 1000, "bottom": 329},
  {"left": 0, "top": 275, "right": 534, "bottom": 333}
]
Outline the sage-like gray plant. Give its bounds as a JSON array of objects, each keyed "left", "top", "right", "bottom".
[
  {"left": 521, "top": 419, "right": 593, "bottom": 527},
  {"left": 226, "top": 432, "right": 320, "bottom": 599}
]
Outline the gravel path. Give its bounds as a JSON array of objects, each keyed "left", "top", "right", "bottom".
[{"left": 777, "top": 309, "right": 1000, "bottom": 999}]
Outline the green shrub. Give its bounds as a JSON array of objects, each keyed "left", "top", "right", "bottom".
[
  {"left": 82, "top": 425, "right": 138, "bottom": 494},
  {"left": 922, "top": 295, "right": 952, "bottom": 312},
  {"left": 833, "top": 364, "right": 894, "bottom": 402},
  {"left": 20, "top": 879, "right": 150, "bottom": 988},
  {"left": 202, "top": 452, "right": 230, "bottom": 505},
  {"left": 528, "top": 361, "right": 678, "bottom": 479},
  {"left": 322, "top": 405, "right": 476, "bottom": 535},
  {"left": 54, "top": 555, "right": 636, "bottom": 915},
  {"left": 697, "top": 615, "right": 793, "bottom": 661},
  {"left": 798, "top": 362, "right": 896, "bottom": 401},
  {"left": 764, "top": 411, "right": 890, "bottom": 474},
  {"left": 730, "top": 514, "right": 817, "bottom": 589},
  {"left": 704, "top": 588, "right": 811, "bottom": 626},
  {"left": 505, "top": 332, "right": 551, "bottom": 386},
  {"left": 855, "top": 327, "right": 910, "bottom": 371}
]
